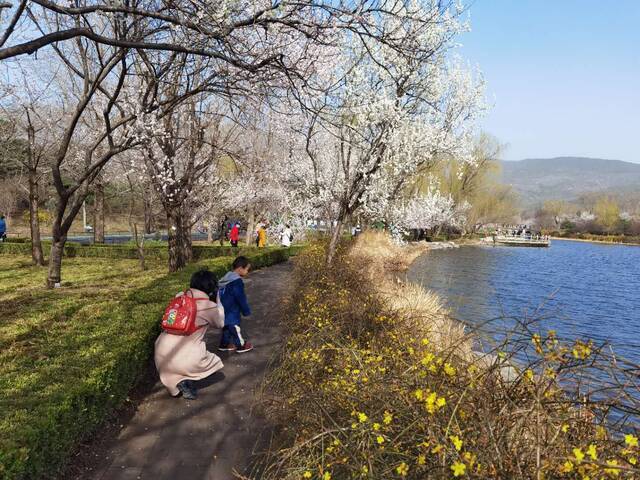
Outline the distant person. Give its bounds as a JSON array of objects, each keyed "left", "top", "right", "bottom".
[
  {"left": 218, "top": 256, "right": 254, "bottom": 353},
  {"left": 257, "top": 224, "right": 267, "bottom": 248},
  {"left": 0, "top": 214, "right": 6, "bottom": 242},
  {"left": 281, "top": 224, "right": 293, "bottom": 247},
  {"left": 154, "top": 269, "right": 224, "bottom": 400},
  {"left": 229, "top": 222, "right": 240, "bottom": 248}
]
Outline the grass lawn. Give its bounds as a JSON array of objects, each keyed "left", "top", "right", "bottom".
[{"left": 0, "top": 249, "right": 292, "bottom": 479}]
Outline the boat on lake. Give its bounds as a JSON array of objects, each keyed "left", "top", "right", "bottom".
[{"left": 482, "top": 234, "right": 551, "bottom": 247}]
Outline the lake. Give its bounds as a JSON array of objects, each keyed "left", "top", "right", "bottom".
[{"left": 407, "top": 239, "right": 640, "bottom": 363}]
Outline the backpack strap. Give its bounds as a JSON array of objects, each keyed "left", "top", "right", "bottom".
[{"left": 185, "top": 288, "right": 213, "bottom": 302}]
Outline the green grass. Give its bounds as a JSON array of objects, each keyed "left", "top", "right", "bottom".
[{"left": 0, "top": 249, "right": 294, "bottom": 479}]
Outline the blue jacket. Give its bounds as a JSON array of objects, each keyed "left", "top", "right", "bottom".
[
  {"left": 218, "top": 271, "right": 250, "bottom": 325},
  {"left": 0, "top": 218, "right": 5, "bottom": 234}
]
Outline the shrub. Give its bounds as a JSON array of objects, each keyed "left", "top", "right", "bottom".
[
  {"left": 0, "top": 248, "right": 296, "bottom": 480},
  {"left": 258, "top": 239, "right": 639, "bottom": 479},
  {"left": 0, "top": 241, "right": 305, "bottom": 261}
]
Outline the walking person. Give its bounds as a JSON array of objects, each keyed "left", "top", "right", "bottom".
[
  {"left": 154, "top": 269, "right": 224, "bottom": 400},
  {"left": 257, "top": 223, "right": 267, "bottom": 248},
  {"left": 229, "top": 222, "right": 240, "bottom": 248},
  {"left": 0, "top": 214, "right": 6, "bottom": 242},
  {"left": 218, "top": 256, "right": 254, "bottom": 353},
  {"left": 281, "top": 224, "right": 293, "bottom": 247}
]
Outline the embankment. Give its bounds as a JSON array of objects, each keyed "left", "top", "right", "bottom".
[{"left": 256, "top": 232, "right": 639, "bottom": 479}]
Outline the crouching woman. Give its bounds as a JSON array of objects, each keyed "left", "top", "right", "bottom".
[{"left": 154, "top": 269, "right": 224, "bottom": 400}]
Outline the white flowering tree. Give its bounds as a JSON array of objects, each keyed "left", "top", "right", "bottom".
[
  {"left": 277, "top": 2, "right": 485, "bottom": 261},
  {"left": 387, "top": 188, "right": 467, "bottom": 242}
]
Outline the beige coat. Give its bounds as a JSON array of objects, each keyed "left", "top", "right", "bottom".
[{"left": 154, "top": 289, "right": 224, "bottom": 396}]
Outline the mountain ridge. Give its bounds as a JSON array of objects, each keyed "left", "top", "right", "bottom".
[{"left": 499, "top": 156, "right": 640, "bottom": 207}]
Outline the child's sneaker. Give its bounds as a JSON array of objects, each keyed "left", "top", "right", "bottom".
[
  {"left": 236, "top": 342, "right": 254, "bottom": 353},
  {"left": 177, "top": 380, "right": 197, "bottom": 400},
  {"left": 218, "top": 344, "right": 236, "bottom": 351}
]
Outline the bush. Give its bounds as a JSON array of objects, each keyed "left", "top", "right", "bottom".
[
  {"left": 0, "top": 248, "right": 296, "bottom": 480},
  {"left": 0, "top": 241, "right": 306, "bottom": 261}
]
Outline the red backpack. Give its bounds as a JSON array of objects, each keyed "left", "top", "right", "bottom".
[{"left": 161, "top": 290, "right": 208, "bottom": 335}]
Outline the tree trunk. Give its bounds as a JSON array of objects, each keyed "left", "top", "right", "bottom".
[
  {"left": 167, "top": 207, "right": 185, "bottom": 272},
  {"left": 326, "top": 217, "right": 344, "bottom": 265},
  {"left": 245, "top": 206, "right": 255, "bottom": 246},
  {"left": 207, "top": 222, "right": 213, "bottom": 243},
  {"left": 218, "top": 218, "right": 225, "bottom": 246},
  {"left": 181, "top": 214, "right": 193, "bottom": 263},
  {"left": 28, "top": 172, "right": 45, "bottom": 266},
  {"left": 133, "top": 223, "right": 146, "bottom": 271},
  {"left": 93, "top": 182, "right": 105, "bottom": 243},
  {"left": 143, "top": 186, "right": 154, "bottom": 234},
  {"left": 47, "top": 236, "right": 66, "bottom": 288}
]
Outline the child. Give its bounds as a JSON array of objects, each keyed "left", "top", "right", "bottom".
[{"left": 218, "top": 256, "right": 253, "bottom": 353}]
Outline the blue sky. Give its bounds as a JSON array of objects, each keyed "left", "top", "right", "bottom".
[{"left": 459, "top": 0, "right": 640, "bottom": 163}]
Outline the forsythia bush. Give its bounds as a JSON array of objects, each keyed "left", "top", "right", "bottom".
[{"left": 259, "top": 240, "right": 639, "bottom": 479}]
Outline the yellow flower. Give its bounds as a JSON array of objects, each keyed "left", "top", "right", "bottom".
[
  {"left": 444, "top": 363, "right": 456, "bottom": 376},
  {"left": 303, "top": 471, "right": 312, "bottom": 479},
  {"left": 421, "top": 338, "right": 430, "bottom": 345},
  {"left": 525, "top": 369, "right": 534, "bottom": 381},
  {"left": 451, "top": 461, "right": 466, "bottom": 477},
  {"left": 561, "top": 424, "right": 569, "bottom": 433},
  {"left": 586, "top": 444, "right": 597, "bottom": 460},
  {"left": 373, "top": 423, "right": 381, "bottom": 431},
  {"left": 436, "top": 397, "right": 446, "bottom": 408},
  {"left": 383, "top": 411, "right": 393, "bottom": 425},
  {"left": 376, "top": 435, "right": 385, "bottom": 444},
  {"left": 629, "top": 456, "right": 637, "bottom": 465},
  {"left": 625, "top": 434, "right": 638, "bottom": 447},
  {"left": 450, "top": 435, "right": 463, "bottom": 451},
  {"left": 361, "top": 465, "right": 369, "bottom": 474},
  {"left": 573, "top": 448, "right": 585, "bottom": 462},
  {"left": 414, "top": 389, "right": 424, "bottom": 401},
  {"left": 396, "top": 462, "right": 409, "bottom": 476},
  {"left": 431, "top": 444, "right": 443, "bottom": 454},
  {"left": 421, "top": 352, "right": 434, "bottom": 366},
  {"left": 604, "top": 459, "right": 620, "bottom": 476},
  {"left": 417, "top": 454, "right": 426, "bottom": 465},
  {"left": 560, "top": 461, "right": 574, "bottom": 473},
  {"left": 358, "top": 412, "right": 368, "bottom": 423}
]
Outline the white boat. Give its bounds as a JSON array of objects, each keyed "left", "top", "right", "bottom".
[{"left": 482, "top": 234, "right": 550, "bottom": 247}]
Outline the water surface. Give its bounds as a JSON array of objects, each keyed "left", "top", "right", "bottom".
[{"left": 408, "top": 240, "right": 640, "bottom": 362}]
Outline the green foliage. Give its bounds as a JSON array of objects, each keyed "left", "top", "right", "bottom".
[
  {"left": 0, "top": 241, "right": 305, "bottom": 262},
  {"left": 594, "top": 197, "right": 620, "bottom": 233},
  {"left": 0, "top": 248, "right": 295, "bottom": 480},
  {"left": 560, "top": 220, "right": 577, "bottom": 233}
]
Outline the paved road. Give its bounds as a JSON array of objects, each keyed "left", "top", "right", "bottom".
[{"left": 88, "top": 261, "right": 292, "bottom": 480}]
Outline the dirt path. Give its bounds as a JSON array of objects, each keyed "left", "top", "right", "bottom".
[{"left": 86, "top": 261, "right": 292, "bottom": 480}]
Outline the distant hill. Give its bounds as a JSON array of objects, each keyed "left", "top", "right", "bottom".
[{"left": 500, "top": 157, "right": 640, "bottom": 207}]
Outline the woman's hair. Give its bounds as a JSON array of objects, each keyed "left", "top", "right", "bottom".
[
  {"left": 232, "top": 256, "right": 250, "bottom": 270},
  {"left": 190, "top": 268, "right": 218, "bottom": 297}
]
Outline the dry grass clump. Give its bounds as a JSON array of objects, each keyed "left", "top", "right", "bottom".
[
  {"left": 256, "top": 238, "right": 640, "bottom": 479},
  {"left": 350, "top": 230, "right": 429, "bottom": 273},
  {"left": 351, "top": 230, "right": 470, "bottom": 357}
]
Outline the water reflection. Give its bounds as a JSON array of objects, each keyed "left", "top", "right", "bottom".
[{"left": 407, "top": 240, "right": 640, "bottom": 363}]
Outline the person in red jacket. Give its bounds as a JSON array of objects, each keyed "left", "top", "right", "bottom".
[{"left": 229, "top": 222, "right": 240, "bottom": 247}]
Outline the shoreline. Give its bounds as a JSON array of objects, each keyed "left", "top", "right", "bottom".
[{"left": 551, "top": 236, "right": 640, "bottom": 247}]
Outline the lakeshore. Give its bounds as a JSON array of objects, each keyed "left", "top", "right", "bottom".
[{"left": 550, "top": 235, "right": 640, "bottom": 246}]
